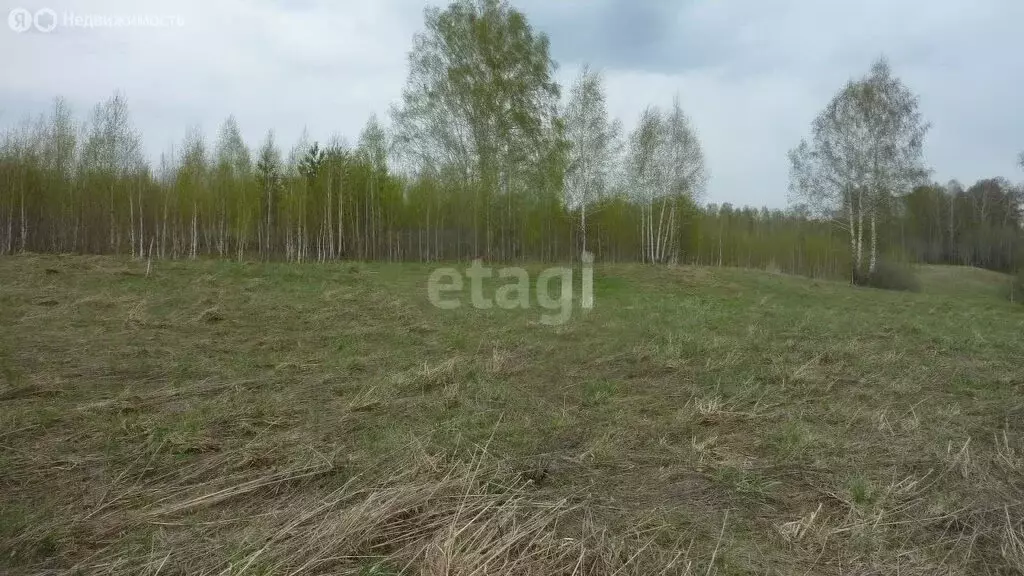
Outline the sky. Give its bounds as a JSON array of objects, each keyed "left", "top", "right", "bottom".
[{"left": 1, "top": 0, "right": 1022, "bottom": 208}]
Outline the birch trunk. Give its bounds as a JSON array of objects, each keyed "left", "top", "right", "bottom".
[{"left": 869, "top": 211, "right": 878, "bottom": 273}]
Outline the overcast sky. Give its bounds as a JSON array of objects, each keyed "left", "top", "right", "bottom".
[{"left": 2, "top": 0, "right": 1022, "bottom": 208}]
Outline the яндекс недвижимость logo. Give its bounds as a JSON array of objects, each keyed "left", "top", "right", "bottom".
[{"left": 8, "top": 7, "right": 184, "bottom": 33}]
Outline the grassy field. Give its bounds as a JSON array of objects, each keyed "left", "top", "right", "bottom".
[{"left": 1, "top": 254, "right": 1023, "bottom": 575}]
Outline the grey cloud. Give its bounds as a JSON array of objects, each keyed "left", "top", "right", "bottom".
[
  {"left": 527, "top": 0, "right": 1024, "bottom": 206},
  {"left": 519, "top": 0, "right": 729, "bottom": 73}
]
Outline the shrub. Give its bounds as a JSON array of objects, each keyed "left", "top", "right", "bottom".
[{"left": 853, "top": 260, "right": 921, "bottom": 292}]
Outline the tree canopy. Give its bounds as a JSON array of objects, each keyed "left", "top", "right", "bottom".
[
  {"left": 1, "top": 6, "right": 1022, "bottom": 282},
  {"left": 789, "top": 57, "right": 931, "bottom": 280}
]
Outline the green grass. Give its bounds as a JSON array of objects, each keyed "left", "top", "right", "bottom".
[{"left": 1, "top": 254, "right": 1023, "bottom": 574}]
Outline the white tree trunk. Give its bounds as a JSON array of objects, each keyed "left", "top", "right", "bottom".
[
  {"left": 580, "top": 203, "right": 587, "bottom": 255},
  {"left": 191, "top": 203, "right": 198, "bottom": 259},
  {"left": 855, "top": 190, "right": 864, "bottom": 276},
  {"left": 869, "top": 211, "right": 878, "bottom": 273},
  {"left": 129, "top": 196, "right": 136, "bottom": 258},
  {"left": 847, "top": 189, "right": 856, "bottom": 274}
]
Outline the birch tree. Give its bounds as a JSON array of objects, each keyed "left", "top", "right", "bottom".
[
  {"left": 391, "top": 0, "right": 562, "bottom": 259},
  {"left": 176, "top": 127, "right": 208, "bottom": 259},
  {"left": 284, "top": 130, "right": 312, "bottom": 261},
  {"left": 213, "top": 116, "right": 252, "bottom": 259},
  {"left": 43, "top": 98, "right": 78, "bottom": 252},
  {"left": 626, "top": 107, "right": 664, "bottom": 263},
  {"left": 789, "top": 57, "right": 930, "bottom": 282},
  {"left": 564, "top": 65, "right": 621, "bottom": 254},
  {"left": 255, "top": 131, "right": 283, "bottom": 259},
  {"left": 79, "top": 92, "right": 144, "bottom": 254},
  {"left": 625, "top": 98, "right": 707, "bottom": 263},
  {"left": 356, "top": 115, "right": 388, "bottom": 259},
  {"left": 660, "top": 96, "right": 708, "bottom": 263}
]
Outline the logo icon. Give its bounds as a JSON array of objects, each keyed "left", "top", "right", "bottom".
[
  {"left": 7, "top": 7, "right": 58, "bottom": 33},
  {"left": 34, "top": 8, "right": 56, "bottom": 32},
  {"left": 7, "top": 7, "right": 32, "bottom": 32}
]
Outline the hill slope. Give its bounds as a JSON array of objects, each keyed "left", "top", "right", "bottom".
[
  {"left": 1, "top": 255, "right": 1023, "bottom": 574},
  {"left": 916, "top": 264, "right": 1016, "bottom": 300}
]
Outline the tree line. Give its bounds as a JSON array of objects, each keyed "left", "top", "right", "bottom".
[{"left": 1, "top": 0, "right": 1021, "bottom": 281}]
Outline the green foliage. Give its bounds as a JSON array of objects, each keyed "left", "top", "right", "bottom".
[
  {"left": 392, "top": 0, "right": 562, "bottom": 194},
  {"left": 5, "top": 87, "right": 1014, "bottom": 281},
  {"left": 0, "top": 12, "right": 1020, "bottom": 282},
  {"left": 902, "top": 179, "right": 1023, "bottom": 272}
]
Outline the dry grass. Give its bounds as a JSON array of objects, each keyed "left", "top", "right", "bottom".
[
  {"left": 1, "top": 254, "right": 1023, "bottom": 574},
  {"left": 57, "top": 446, "right": 695, "bottom": 575}
]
